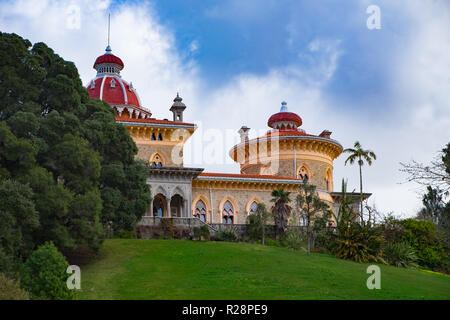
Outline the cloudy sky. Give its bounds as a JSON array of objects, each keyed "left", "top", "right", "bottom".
[{"left": 1, "top": 0, "right": 449, "bottom": 217}]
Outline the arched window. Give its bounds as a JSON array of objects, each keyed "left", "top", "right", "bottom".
[
  {"left": 298, "top": 166, "right": 309, "bottom": 180},
  {"left": 194, "top": 200, "right": 207, "bottom": 222},
  {"left": 249, "top": 201, "right": 258, "bottom": 215},
  {"left": 150, "top": 153, "right": 163, "bottom": 167},
  {"left": 151, "top": 133, "right": 156, "bottom": 141},
  {"left": 222, "top": 200, "right": 234, "bottom": 224},
  {"left": 326, "top": 168, "right": 332, "bottom": 191},
  {"left": 158, "top": 133, "right": 163, "bottom": 141},
  {"left": 110, "top": 79, "right": 116, "bottom": 88}
]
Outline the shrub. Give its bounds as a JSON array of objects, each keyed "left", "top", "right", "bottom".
[
  {"left": 0, "top": 273, "right": 30, "bottom": 300},
  {"left": 397, "top": 218, "right": 447, "bottom": 271},
  {"left": 117, "top": 229, "right": 136, "bottom": 239},
  {"left": 215, "top": 228, "right": 238, "bottom": 242},
  {"left": 21, "top": 242, "right": 75, "bottom": 300},
  {"left": 246, "top": 214, "right": 262, "bottom": 241},
  {"left": 282, "top": 231, "right": 306, "bottom": 251},
  {"left": 193, "top": 226, "right": 211, "bottom": 241},
  {"left": 334, "top": 223, "right": 385, "bottom": 263},
  {"left": 383, "top": 242, "right": 418, "bottom": 268}
]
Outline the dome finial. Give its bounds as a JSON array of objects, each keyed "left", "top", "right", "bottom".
[{"left": 280, "top": 101, "right": 288, "bottom": 112}]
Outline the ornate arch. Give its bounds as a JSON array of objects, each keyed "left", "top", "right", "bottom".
[
  {"left": 219, "top": 196, "right": 239, "bottom": 224},
  {"left": 149, "top": 152, "right": 165, "bottom": 167},
  {"left": 245, "top": 197, "right": 261, "bottom": 215},
  {"left": 153, "top": 185, "right": 168, "bottom": 198},
  {"left": 191, "top": 194, "right": 211, "bottom": 215},
  {"left": 296, "top": 162, "right": 312, "bottom": 180},
  {"left": 171, "top": 186, "right": 185, "bottom": 199}
]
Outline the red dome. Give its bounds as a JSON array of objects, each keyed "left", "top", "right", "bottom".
[
  {"left": 268, "top": 112, "right": 302, "bottom": 128},
  {"left": 87, "top": 76, "right": 141, "bottom": 107},
  {"left": 93, "top": 53, "right": 124, "bottom": 69}
]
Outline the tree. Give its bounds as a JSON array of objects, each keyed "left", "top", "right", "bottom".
[
  {"left": 417, "top": 186, "right": 445, "bottom": 224},
  {"left": 343, "top": 141, "right": 377, "bottom": 224},
  {"left": 246, "top": 203, "right": 272, "bottom": 245},
  {"left": 0, "top": 32, "right": 151, "bottom": 261},
  {"left": 20, "top": 242, "right": 75, "bottom": 300},
  {"left": 400, "top": 143, "right": 450, "bottom": 194},
  {"left": 270, "top": 189, "right": 292, "bottom": 239},
  {"left": 297, "top": 178, "right": 332, "bottom": 254}
]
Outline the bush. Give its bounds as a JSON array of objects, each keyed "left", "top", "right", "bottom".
[
  {"left": 398, "top": 219, "right": 447, "bottom": 271},
  {"left": 383, "top": 242, "right": 418, "bottom": 268},
  {"left": 0, "top": 273, "right": 30, "bottom": 300},
  {"left": 214, "top": 228, "right": 238, "bottom": 242},
  {"left": 193, "top": 225, "right": 211, "bottom": 241},
  {"left": 20, "top": 242, "right": 75, "bottom": 300},
  {"left": 246, "top": 214, "right": 262, "bottom": 241},
  {"left": 117, "top": 229, "right": 136, "bottom": 239},
  {"left": 334, "top": 223, "right": 385, "bottom": 263},
  {"left": 282, "top": 231, "right": 306, "bottom": 251}
]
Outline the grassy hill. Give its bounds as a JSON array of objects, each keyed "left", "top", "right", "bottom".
[{"left": 79, "top": 239, "right": 450, "bottom": 300}]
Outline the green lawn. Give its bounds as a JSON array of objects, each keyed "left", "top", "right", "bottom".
[{"left": 79, "top": 239, "right": 450, "bottom": 300}]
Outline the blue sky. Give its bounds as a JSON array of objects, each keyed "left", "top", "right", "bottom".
[{"left": 0, "top": 0, "right": 449, "bottom": 217}]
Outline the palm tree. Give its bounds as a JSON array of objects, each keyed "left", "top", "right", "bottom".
[
  {"left": 270, "top": 189, "right": 292, "bottom": 239},
  {"left": 343, "top": 141, "right": 376, "bottom": 224}
]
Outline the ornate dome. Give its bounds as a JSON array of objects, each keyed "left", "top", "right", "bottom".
[
  {"left": 87, "top": 46, "right": 152, "bottom": 119},
  {"left": 267, "top": 101, "right": 303, "bottom": 130},
  {"left": 93, "top": 46, "right": 124, "bottom": 70}
]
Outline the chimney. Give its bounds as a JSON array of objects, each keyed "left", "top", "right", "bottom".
[
  {"left": 319, "top": 130, "right": 332, "bottom": 139},
  {"left": 238, "top": 126, "right": 250, "bottom": 143}
]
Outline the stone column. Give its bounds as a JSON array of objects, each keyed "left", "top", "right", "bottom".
[
  {"left": 149, "top": 196, "right": 153, "bottom": 216},
  {"left": 166, "top": 197, "right": 171, "bottom": 218},
  {"left": 183, "top": 199, "right": 189, "bottom": 218}
]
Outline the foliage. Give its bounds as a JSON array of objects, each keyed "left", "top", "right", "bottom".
[
  {"left": 282, "top": 231, "right": 306, "bottom": 251},
  {"left": 312, "top": 216, "right": 336, "bottom": 253},
  {"left": 214, "top": 228, "right": 238, "bottom": 242},
  {"left": 0, "top": 32, "right": 151, "bottom": 267},
  {"left": 297, "top": 177, "right": 332, "bottom": 254},
  {"left": 0, "top": 273, "right": 30, "bottom": 300},
  {"left": 270, "top": 189, "right": 292, "bottom": 239},
  {"left": 417, "top": 186, "right": 445, "bottom": 224},
  {"left": 343, "top": 141, "right": 377, "bottom": 223},
  {"left": 398, "top": 219, "right": 448, "bottom": 272},
  {"left": 245, "top": 203, "right": 272, "bottom": 244},
  {"left": 383, "top": 242, "right": 418, "bottom": 268},
  {"left": 193, "top": 226, "right": 210, "bottom": 241},
  {"left": 20, "top": 242, "right": 75, "bottom": 300},
  {"left": 334, "top": 222, "right": 385, "bottom": 263},
  {"left": 0, "top": 179, "right": 39, "bottom": 264},
  {"left": 117, "top": 229, "right": 136, "bottom": 239}
]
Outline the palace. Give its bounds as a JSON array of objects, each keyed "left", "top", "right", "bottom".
[{"left": 86, "top": 45, "right": 369, "bottom": 230}]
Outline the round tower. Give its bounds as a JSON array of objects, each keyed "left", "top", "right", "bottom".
[{"left": 229, "top": 101, "right": 342, "bottom": 193}]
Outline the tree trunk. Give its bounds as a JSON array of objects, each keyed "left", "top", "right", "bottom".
[
  {"left": 262, "top": 220, "right": 265, "bottom": 245},
  {"left": 307, "top": 224, "right": 311, "bottom": 255},
  {"left": 359, "top": 158, "right": 364, "bottom": 225}
]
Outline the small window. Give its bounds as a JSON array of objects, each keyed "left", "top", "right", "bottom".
[
  {"left": 110, "top": 79, "right": 116, "bottom": 88},
  {"left": 158, "top": 133, "right": 163, "bottom": 141},
  {"left": 298, "top": 166, "right": 309, "bottom": 180},
  {"left": 151, "top": 133, "right": 156, "bottom": 141}
]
